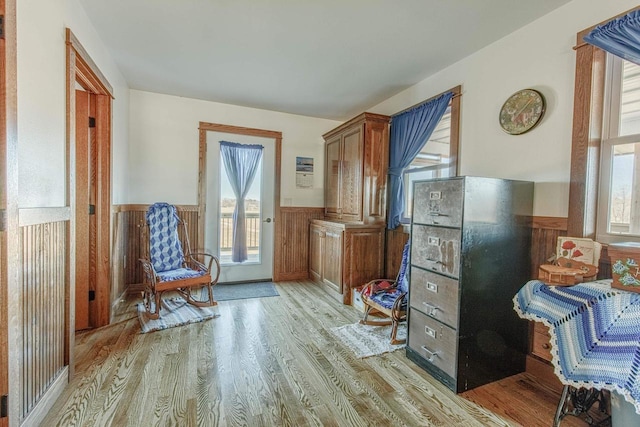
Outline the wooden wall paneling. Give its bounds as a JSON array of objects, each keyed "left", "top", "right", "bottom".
[
  {"left": 113, "top": 205, "right": 200, "bottom": 293},
  {"left": 275, "top": 207, "right": 324, "bottom": 281},
  {"left": 385, "top": 226, "right": 410, "bottom": 278},
  {"left": 20, "top": 220, "right": 67, "bottom": 421},
  {"left": 531, "top": 217, "right": 568, "bottom": 278}
]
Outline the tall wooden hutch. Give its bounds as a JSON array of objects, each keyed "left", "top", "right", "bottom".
[{"left": 309, "top": 112, "right": 390, "bottom": 304}]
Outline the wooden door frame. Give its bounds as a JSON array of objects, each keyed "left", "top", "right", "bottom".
[
  {"left": 65, "top": 28, "right": 113, "bottom": 339},
  {"left": 197, "top": 122, "right": 284, "bottom": 281},
  {"left": 2, "top": 0, "right": 18, "bottom": 424}
]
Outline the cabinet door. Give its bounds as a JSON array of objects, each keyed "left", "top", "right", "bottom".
[
  {"left": 323, "top": 228, "right": 343, "bottom": 293},
  {"left": 340, "top": 126, "right": 364, "bottom": 221},
  {"left": 309, "top": 224, "right": 324, "bottom": 282},
  {"left": 325, "top": 135, "right": 342, "bottom": 218}
]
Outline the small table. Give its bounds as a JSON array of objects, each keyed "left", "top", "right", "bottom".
[{"left": 514, "top": 279, "right": 640, "bottom": 425}]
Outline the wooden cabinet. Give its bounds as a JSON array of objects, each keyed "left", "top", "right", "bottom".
[
  {"left": 309, "top": 112, "right": 390, "bottom": 304},
  {"left": 531, "top": 322, "right": 553, "bottom": 362},
  {"left": 407, "top": 176, "right": 534, "bottom": 393},
  {"left": 322, "top": 112, "right": 390, "bottom": 225},
  {"left": 309, "top": 219, "right": 385, "bottom": 304}
]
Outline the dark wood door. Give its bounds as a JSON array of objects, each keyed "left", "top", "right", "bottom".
[{"left": 75, "top": 90, "right": 96, "bottom": 331}]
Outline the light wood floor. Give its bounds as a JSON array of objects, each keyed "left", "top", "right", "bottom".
[{"left": 45, "top": 280, "right": 590, "bottom": 426}]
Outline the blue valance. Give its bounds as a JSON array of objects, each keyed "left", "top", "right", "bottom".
[{"left": 583, "top": 9, "right": 640, "bottom": 65}]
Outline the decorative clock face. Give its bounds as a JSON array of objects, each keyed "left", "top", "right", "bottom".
[{"left": 499, "top": 89, "right": 546, "bottom": 135}]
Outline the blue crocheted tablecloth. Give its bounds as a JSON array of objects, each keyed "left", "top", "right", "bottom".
[{"left": 513, "top": 279, "right": 640, "bottom": 414}]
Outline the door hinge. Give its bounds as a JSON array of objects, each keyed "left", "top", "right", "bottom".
[
  {"left": 89, "top": 117, "right": 96, "bottom": 128},
  {"left": 1, "top": 394, "right": 8, "bottom": 418},
  {"left": 0, "top": 16, "right": 4, "bottom": 39},
  {"left": 89, "top": 290, "right": 96, "bottom": 301},
  {"left": 0, "top": 209, "right": 6, "bottom": 232},
  {"left": 89, "top": 204, "right": 95, "bottom": 215}
]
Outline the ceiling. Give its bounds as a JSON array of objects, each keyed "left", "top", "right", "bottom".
[{"left": 79, "top": 0, "right": 571, "bottom": 121}]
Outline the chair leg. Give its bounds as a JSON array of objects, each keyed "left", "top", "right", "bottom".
[
  {"left": 360, "top": 305, "right": 393, "bottom": 326},
  {"left": 389, "top": 319, "right": 406, "bottom": 345}
]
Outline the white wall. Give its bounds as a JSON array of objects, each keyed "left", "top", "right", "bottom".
[
  {"left": 369, "top": 0, "right": 640, "bottom": 217},
  {"left": 128, "top": 90, "right": 340, "bottom": 206},
  {"left": 16, "top": 0, "right": 129, "bottom": 207}
]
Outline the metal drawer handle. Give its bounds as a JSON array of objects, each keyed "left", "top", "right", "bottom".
[
  {"left": 428, "top": 212, "right": 448, "bottom": 217},
  {"left": 426, "top": 258, "right": 444, "bottom": 265},
  {"left": 424, "top": 325, "right": 437, "bottom": 338},
  {"left": 422, "top": 302, "right": 439, "bottom": 316},
  {"left": 420, "top": 346, "right": 439, "bottom": 362},
  {"left": 426, "top": 282, "right": 438, "bottom": 293}
]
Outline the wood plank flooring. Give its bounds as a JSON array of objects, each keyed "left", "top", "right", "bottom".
[{"left": 45, "top": 280, "right": 587, "bottom": 426}]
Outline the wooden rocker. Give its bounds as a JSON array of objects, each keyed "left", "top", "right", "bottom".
[
  {"left": 139, "top": 202, "right": 220, "bottom": 319},
  {"left": 360, "top": 239, "right": 410, "bottom": 345}
]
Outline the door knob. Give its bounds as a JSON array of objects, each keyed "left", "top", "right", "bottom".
[{"left": 263, "top": 218, "right": 272, "bottom": 223}]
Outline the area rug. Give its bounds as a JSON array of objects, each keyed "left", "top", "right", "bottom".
[
  {"left": 329, "top": 322, "right": 407, "bottom": 358},
  {"left": 137, "top": 298, "right": 220, "bottom": 334},
  {"left": 214, "top": 281, "right": 279, "bottom": 301}
]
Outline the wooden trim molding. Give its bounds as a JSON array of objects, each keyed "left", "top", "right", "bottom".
[
  {"left": 19, "top": 207, "right": 71, "bottom": 227},
  {"left": 65, "top": 29, "right": 114, "bottom": 98},
  {"left": 532, "top": 216, "right": 568, "bottom": 231},
  {"left": 3, "top": 0, "right": 19, "bottom": 425}
]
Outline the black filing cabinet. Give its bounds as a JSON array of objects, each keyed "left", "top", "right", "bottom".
[{"left": 406, "top": 176, "right": 533, "bottom": 393}]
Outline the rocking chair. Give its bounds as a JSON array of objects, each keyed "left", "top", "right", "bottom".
[
  {"left": 360, "top": 239, "right": 410, "bottom": 345},
  {"left": 139, "top": 202, "right": 220, "bottom": 319}
]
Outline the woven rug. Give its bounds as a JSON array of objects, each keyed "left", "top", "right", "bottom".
[
  {"left": 137, "top": 298, "right": 219, "bottom": 334},
  {"left": 329, "top": 322, "right": 407, "bottom": 358},
  {"left": 214, "top": 281, "right": 279, "bottom": 301}
]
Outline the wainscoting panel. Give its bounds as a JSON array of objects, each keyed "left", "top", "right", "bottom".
[
  {"left": 20, "top": 220, "right": 67, "bottom": 420},
  {"left": 531, "top": 216, "right": 568, "bottom": 277},
  {"left": 274, "top": 207, "right": 324, "bottom": 281},
  {"left": 112, "top": 205, "right": 201, "bottom": 294},
  {"left": 385, "top": 226, "right": 410, "bottom": 278}
]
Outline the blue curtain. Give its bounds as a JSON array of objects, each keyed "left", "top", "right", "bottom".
[
  {"left": 220, "top": 141, "right": 263, "bottom": 262},
  {"left": 584, "top": 10, "right": 640, "bottom": 65},
  {"left": 387, "top": 91, "right": 454, "bottom": 229}
]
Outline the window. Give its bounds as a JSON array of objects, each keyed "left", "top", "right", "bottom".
[
  {"left": 402, "top": 104, "right": 453, "bottom": 223},
  {"left": 597, "top": 56, "right": 640, "bottom": 243}
]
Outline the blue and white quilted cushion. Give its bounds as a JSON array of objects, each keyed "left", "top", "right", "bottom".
[
  {"left": 157, "top": 268, "right": 206, "bottom": 282},
  {"left": 146, "top": 203, "right": 185, "bottom": 273}
]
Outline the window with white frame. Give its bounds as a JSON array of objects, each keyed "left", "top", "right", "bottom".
[
  {"left": 597, "top": 56, "right": 640, "bottom": 243},
  {"left": 402, "top": 105, "right": 452, "bottom": 223}
]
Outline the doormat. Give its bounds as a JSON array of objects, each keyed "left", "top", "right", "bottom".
[
  {"left": 137, "top": 298, "right": 219, "bottom": 334},
  {"left": 214, "top": 281, "right": 279, "bottom": 301},
  {"left": 329, "top": 322, "right": 407, "bottom": 359}
]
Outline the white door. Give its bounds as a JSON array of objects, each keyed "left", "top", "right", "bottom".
[{"left": 205, "top": 131, "right": 275, "bottom": 283}]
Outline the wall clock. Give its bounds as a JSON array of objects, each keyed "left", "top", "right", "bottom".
[{"left": 499, "top": 89, "right": 546, "bottom": 135}]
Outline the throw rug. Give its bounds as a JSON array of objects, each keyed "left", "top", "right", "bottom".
[
  {"left": 137, "top": 297, "right": 219, "bottom": 334},
  {"left": 214, "top": 281, "right": 280, "bottom": 301},
  {"left": 329, "top": 322, "right": 407, "bottom": 359}
]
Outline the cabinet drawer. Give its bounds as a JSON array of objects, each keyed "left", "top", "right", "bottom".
[
  {"left": 412, "top": 180, "right": 463, "bottom": 227},
  {"left": 531, "top": 322, "right": 553, "bottom": 362},
  {"left": 411, "top": 225, "right": 460, "bottom": 278},
  {"left": 408, "top": 309, "right": 457, "bottom": 378},
  {"left": 409, "top": 267, "right": 459, "bottom": 329}
]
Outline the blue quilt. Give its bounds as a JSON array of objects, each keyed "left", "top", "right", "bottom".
[{"left": 514, "top": 279, "right": 640, "bottom": 414}]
